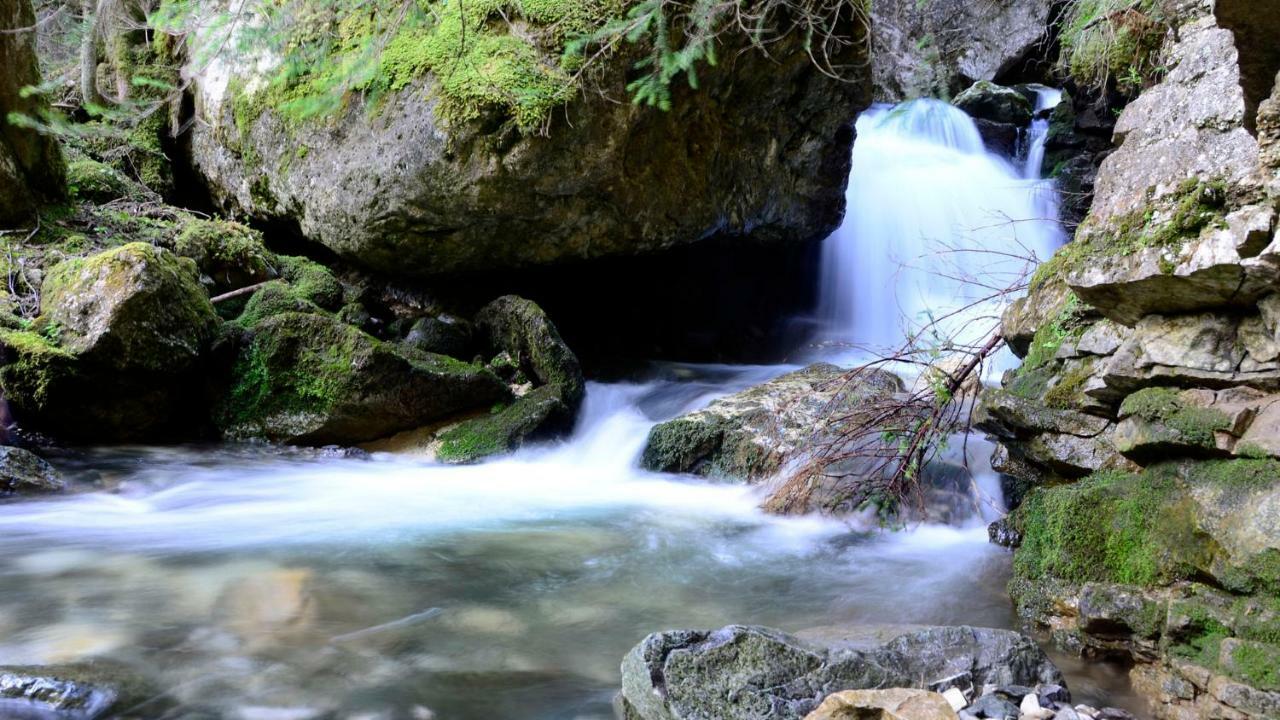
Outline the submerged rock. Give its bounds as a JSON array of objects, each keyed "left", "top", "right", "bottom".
[
  {"left": 0, "top": 446, "right": 64, "bottom": 496},
  {"left": 619, "top": 624, "right": 1062, "bottom": 720},
  {"left": 0, "top": 661, "right": 163, "bottom": 719},
  {"left": 0, "top": 243, "right": 223, "bottom": 442},
  {"left": 219, "top": 312, "right": 509, "bottom": 445}
]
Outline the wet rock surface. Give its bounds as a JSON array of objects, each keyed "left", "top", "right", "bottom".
[
  {"left": 619, "top": 625, "right": 1063, "bottom": 720},
  {"left": 0, "top": 446, "right": 64, "bottom": 496}
]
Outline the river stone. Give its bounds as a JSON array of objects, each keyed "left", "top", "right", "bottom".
[
  {"left": 0, "top": 662, "right": 163, "bottom": 719},
  {"left": 431, "top": 296, "right": 585, "bottom": 464},
  {"left": 642, "top": 363, "right": 904, "bottom": 484},
  {"left": 188, "top": 10, "right": 870, "bottom": 278},
  {"left": 402, "top": 315, "right": 474, "bottom": 360},
  {"left": 804, "top": 689, "right": 959, "bottom": 720},
  {"left": 620, "top": 625, "right": 1063, "bottom": 720},
  {"left": 952, "top": 82, "right": 1032, "bottom": 126},
  {"left": 0, "top": 446, "right": 64, "bottom": 496},
  {"left": 219, "top": 312, "right": 509, "bottom": 445}
]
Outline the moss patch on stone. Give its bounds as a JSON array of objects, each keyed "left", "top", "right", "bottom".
[
  {"left": 230, "top": 0, "right": 627, "bottom": 133},
  {"left": 435, "top": 384, "right": 567, "bottom": 464},
  {"left": 1031, "top": 178, "right": 1229, "bottom": 290},
  {"left": 273, "top": 255, "right": 343, "bottom": 310},
  {"left": 1118, "top": 387, "right": 1231, "bottom": 450}
]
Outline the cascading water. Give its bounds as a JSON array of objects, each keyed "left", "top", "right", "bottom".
[
  {"left": 1022, "top": 86, "right": 1065, "bottom": 180},
  {"left": 816, "top": 98, "right": 1065, "bottom": 356},
  {"left": 0, "top": 93, "right": 1139, "bottom": 719}
]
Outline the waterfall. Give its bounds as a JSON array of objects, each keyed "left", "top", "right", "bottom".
[
  {"left": 817, "top": 98, "right": 1065, "bottom": 355},
  {"left": 1022, "top": 86, "right": 1064, "bottom": 179}
]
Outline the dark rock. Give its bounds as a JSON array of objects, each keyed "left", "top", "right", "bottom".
[
  {"left": 1096, "top": 709, "right": 1137, "bottom": 720},
  {"left": 0, "top": 446, "right": 64, "bottom": 495},
  {"left": 965, "top": 694, "right": 1019, "bottom": 719},
  {"left": 1037, "top": 683, "right": 1070, "bottom": 706},
  {"left": 218, "top": 312, "right": 509, "bottom": 445},
  {"left": 434, "top": 296, "right": 585, "bottom": 464},
  {"left": 993, "top": 684, "right": 1032, "bottom": 699},
  {"left": 0, "top": 661, "right": 165, "bottom": 719},
  {"left": 475, "top": 296, "right": 584, "bottom": 405},
  {"left": 953, "top": 81, "right": 1033, "bottom": 126},
  {"left": 987, "top": 518, "right": 1021, "bottom": 548},
  {"left": 403, "top": 315, "right": 474, "bottom": 360},
  {"left": 974, "top": 119, "right": 1020, "bottom": 158},
  {"left": 620, "top": 624, "right": 1063, "bottom": 720}
]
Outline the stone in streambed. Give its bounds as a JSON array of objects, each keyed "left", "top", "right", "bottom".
[
  {"left": 804, "top": 689, "right": 959, "bottom": 719},
  {"left": 619, "top": 624, "right": 1063, "bottom": 720},
  {"left": 0, "top": 661, "right": 165, "bottom": 719},
  {"left": 219, "top": 312, "right": 508, "bottom": 445},
  {"left": 0, "top": 446, "right": 64, "bottom": 496},
  {"left": 952, "top": 81, "right": 1033, "bottom": 126},
  {"left": 434, "top": 296, "right": 584, "bottom": 464}
]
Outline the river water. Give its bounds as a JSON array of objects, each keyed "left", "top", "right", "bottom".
[{"left": 0, "top": 98, "right": 1141, "bottom": 719}]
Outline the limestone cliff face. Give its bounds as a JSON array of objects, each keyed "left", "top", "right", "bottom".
[
  {"left": 981, "top": 2, "right": 1280, "bottom": 717},
  {"left": 0, "top": 0, "right": 64, "bottom": 226},
  {"left": 185, "top": 7, "right": 871, "bottom": 279},
  {"left": 869, "top": 0, "right": 1055, "bottom": 102}
]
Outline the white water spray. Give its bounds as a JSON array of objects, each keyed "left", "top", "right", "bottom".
[{"left": 817, "top": 98, "right": 1065, "bottom": 353}]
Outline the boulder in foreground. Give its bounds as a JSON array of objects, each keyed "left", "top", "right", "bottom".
[{"left": 619, "top": 624, "right": 1063, "bottom": 720}]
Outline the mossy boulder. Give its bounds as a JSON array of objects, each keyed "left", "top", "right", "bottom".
[
  {"left": 952, "top": 80, "right": 1033, "bottom": 126},
  {"left": 273, "top": 255, "right": 343, "bottom": 310},
  {"left": 173, "top": 218, "right": 275, "bottom": 294},
  {"left": 220, "top": 312, "right": 509, "bottom": 445},
  {"left": 0, "top": 243, "right": 223, "bottom": 442},
  {"left": 41, "top": 243, "right": 218, "bottom": 371},
  {"left": 187, "top": 1, "right": 872, "bottom": 277},
  {"left": 66, "top": 156, "right": 139, "bottom": 203},
  {"left": 432, "top": 296, "right": 584, "bottom": 464}
]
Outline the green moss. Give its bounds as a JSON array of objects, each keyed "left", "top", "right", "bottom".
[
  {"left": 274, "top": 255, "right": 343, "bottom": 310},
  {"left": 174, "top": 218, "right": 274, "bottom": 291},
  {"left": 0, "top": 329, "right": 75, "bottom": 407},
  {"left": 230, "top": 0, "right": 627, "bottom": 135},
  {"left": 1012, "top": 466, "right": 1205, "bottom": 589},
  {"left": 1119, "top": 387, "right": 1231, "bottom": 450},
  {"left": 66, "top": 157, "right": 137, "bottom": 203},
  {"left": 1058, "top": 0, "right": 1166, "bottom": 95},
  {"left": 235, "top": 281, "right": 324, "bottom": 328},
  {"left": 1226, "top": 640, "right": 1280, "bottom": 692},
  {"left": 436, "top": 385, "right": 566, "bottom": 463},
  {"left": 1015, "top": 293, "right": 1087, "bottom": 378},
  {"left": 1043, "top": 359, "right": 1094, "bottom": 410},
  {"left": 1031, "top": 179, "right": 1228, "bottom": 290},
  {"left": 640, "top": 416, "right": 726, "bottom": 473}
]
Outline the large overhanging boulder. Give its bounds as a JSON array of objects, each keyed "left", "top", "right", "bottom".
[{"left": 185, "top": 2, "right": 871, "bottom": 278}]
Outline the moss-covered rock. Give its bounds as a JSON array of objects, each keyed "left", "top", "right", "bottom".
[
  {"left": 41, "top": 243, "right": 218, "bottom": 371},
  {"left": 220, "top": 312, "right": 509, "bottom": 445},
  {"left": 0, "top": 243, "right": 224, "bottom": 441},
  {"left": 0, "top": 445, "right": 65, "bottom": 496},
  {"left": 436, "top": 385, "right": 572, "bottom": 464},
  {"left": 187, "top": 0, "right": 872, "bottom": 277},
  {"left": 475, "top": 295, "right": 584, "bottom": 404},
  {"left": 174, "top": 218, "right": 275, "bottom": 294},
  {"left": 273, "top": 255, "right": 343, "bottom": 310},
  {"left": 952, "top": 80, "right": 1033, "bottom": 125},
  {"left": 642, "top": 363, "right": 907, "bottom": 514},
  {"left": 66, "top": 156, "right": 139, "bottom": 203}
]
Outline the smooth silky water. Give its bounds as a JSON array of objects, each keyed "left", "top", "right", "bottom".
[{"left": 0, "top": 98, "right": 1143, "bottom": 719}]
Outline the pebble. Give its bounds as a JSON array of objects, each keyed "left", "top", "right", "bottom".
[
  {"left": 1019, "top": 693, "right": 1053, "bottom": 720},
  {"left": 943, "top": 688, "right": 968, "bottom": 712},
  {"left": 966, "top": 694, "right": 1020, "bottom": 719}
]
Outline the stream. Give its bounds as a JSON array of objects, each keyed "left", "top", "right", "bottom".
[{"left": 0, "top": 98, "right": 1144, "bottom": 719}]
